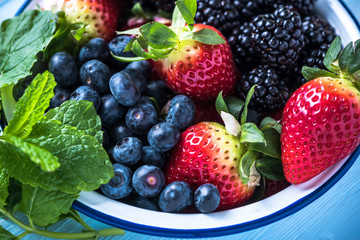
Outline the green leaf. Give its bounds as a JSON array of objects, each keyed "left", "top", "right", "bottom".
[
  {"left": 220, "top": 111, "right": 241, "bottom": 137},
  {"left": 0, "top": 120, "right": 113, "bottom": 194},
  {"left": 171, "top": 5, "right": 186, "bottom": 29},
  {"left": 45, "top": 100, "right": 103, "bottom": 143},
  {"left": 4, "top": 71, "right": 56, "bottom": 138},
  {"left": 301, "top": 66, "right": 338, "bottom": 82},
  {"left": 148, "top": 47, "right": 174, "bottom": 59},
  {"left": 215, "top": 91, "right": 229, "bottom": 115},
  {"left": 5, "top": 135, "right": 60, "bottom": 172},
  {"left": 239, "top": 150, "right": 258, "bottom": 185},
  {"left": 259, "top": 117, "right": 282, "bottom": 134},
  {"left": 225, "top": 96, "right": 244, "bottom": 120},
  {"left": 241, "top": 85, "right": 257, "bottom": 125},
  {"left": 255, "top": 156, "right": 285, "bottom": 181},
  {"left": 175, "top": 0, "right": 196, "bottom": 31},
  {"left": 249, "top": 128, "right": 281, "bottom": 158},
  {"left": 324, "top": 36, "right": 342, "bottom": 72},
  {"left": 116, "top": 28, "right": 141, "bottom": 36},
  {"left": 5, "top": 178, "right": 22, "bottom": 214},
  {"left": 339, "top": 40, "right": 360, "bottom": 75},
  {"left": 140, "top": 22, "right": 179, "bottom": 49},
  {"left": 0, "top": 169, "right": 9, "bottom": 208},
  {"left": 111, "top": 52, "right": 148, "bottom": 62},
  {"left": 0, "top": 10, "right": 56, "bottom": 87},
  {"left": 240, "top": 122, "right": 266, "bottom": 144},
  {"left": 191, "top": 28, "right": 226, "bottom": 45},
  {"left": 18, "top": 184, "right": 78, "bottom": 227},
  {"left": 132, "top": 41, "right": 157, "bottom": 60},
  {"left": 131, "top": 3, "right": 149, "bottom": 19},
  {"left": 0, "top": 226, "right": 16, "bottom": 240},
  {"left": 124, "top": 38, "right": 136, "bottom": 52}
]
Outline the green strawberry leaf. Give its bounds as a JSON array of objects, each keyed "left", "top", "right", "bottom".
[
  {"left": 0, "top": 120, "right": 113, "bottom": 194},
  {"left": 4, "top": 135, "right": 60, "bottom": 172},
  {"left": 220, "top": 111, "right": 241, "bottom": 137},
  {"left": 172, "top": 5, "right": 186, "bottom": 29},
  {"left": 301, "top": 66, "right": 338, "bottom": 81},
  {"left": 4, "top": 71, "right": 56, "bottom": 138},
  {"left": 249, "top": 128, "right": 281, "bottom": 159},
  {"left": 240, "top": 122, "right": 266, "bottom": 144},
  {"left": 18, "top": 184, "right": 79, "bottom": 227},
  {"left": 116, "top": 28, "right": 141, "bottom": 36},
  {"left": 215, "top": 91, "right": 229, "bottom": 115},
  {"left": 140, "top": 22, "right": 179, "bottom": 49},
  {"left": 111, "top": 52, "right": 148, "bottom": 62},
  {"left": 149, "top": 47, "right": 175, "bottom": 59},
  {"left": 241, "top": 85, "right": 257, "bottom": 125},
  {"left": 131, "top": 2, "right": 150, "bottom": 19},
  {"left": 255, "top": 156, "right": 285, "bottom": 181},
  {"left": 0, "top": 226, "right": 16, "bottom": 240},
  {"left": 45, "top": 100, "right": 103, "bottom": 144},
  {"left": 0, "top": 10, "right": 56, "bottom": 88},
  {"left": 239, "top": 150, "right": 258, "bottom": 185},
  {"left": 190, "top": 28, "right": 226, "bottom": 45},
  {"left": 225, "top": 96, "right": 244, "bottom": 120},
  {"left": 132, "top": 41, "right": 157, "bottom": 60},
  {"left": 259, "top": 117, "right": 282, "bottom": 134},
  {"left": 175, "top": 0, "right": 196, "bottom": 31},
  {"left": 124, "top": 38, "right": 136, "bottom": 52},
  {"left": 324, "top": 36, "right": 342, "bottom": 72},
  {"left": 0, "top": 169, "right": 9, "bottom": 208},
  {"left": 339, "top": 39, "right": 360, "bottom": 75}
]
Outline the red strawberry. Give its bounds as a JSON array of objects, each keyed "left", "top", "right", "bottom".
[
  {"left": 164, "top": 122, "right": 256, "bottom": 210},
  {"left": 114, "top": 1, "right": 239, "bottom": 102},
  {"left": 44, "top": 0, "right": 121, "bottom": 43},
  {"left": 281, "top": 37, "right": 360, "bottom": 184},
  {"left": 152, "top": 23, "right": 238, "bottom": 102}
]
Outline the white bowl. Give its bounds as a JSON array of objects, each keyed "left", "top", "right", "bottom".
[{"left": 16, "top": 0, "right": 360, "bottom": 238}]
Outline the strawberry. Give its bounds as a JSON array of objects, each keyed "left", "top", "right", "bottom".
[
  {"left": 163, "top": 89, "right": 285, "bottom": 210},
  {"left": 114, "top": 0, "right": 239, "bottom": 102},
  {"left": 281, "top": 37, "right": 360, "bottom": 184},
  {"left": 43, "top": 0, "right": 121, "bottom": 43}
]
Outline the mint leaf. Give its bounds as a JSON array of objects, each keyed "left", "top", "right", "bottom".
[
  {"left": 249, "top": 128, "right": 281, "bottom": 159},
  {"left": 140, "top": 22, "right": 179, "bottom": 49},
  {"left": 191, "top": 28, "right": 226, "bottom": 45},
  {"left": 255, "top": 156, "right": 285, "bottom": 181},
  {"left": 5, "top": 135, "right": 60, "bottom": 172},
  {"left": 18, "top": 184, "right": 78, "bottom": 227},
  {"left": 0, "top": 226, "right": 16, "bottom": 240},
  {"left": 0, "top": 10, "right": 56, "bottom": 87},
  {"left": 5, "top": 178, "right": 22, "bottom": 214},
  {"left": 0, "top": 169, "right": 9, "bottom": 208},
  {"left": 4, "top": 71, "right": 56, "bottom": 138},
  {"left": 45, "top": 100, "right": 103, "bottom": 143},
  {"left": 240, "top": 122, "right": 266, "bottom": 144}
]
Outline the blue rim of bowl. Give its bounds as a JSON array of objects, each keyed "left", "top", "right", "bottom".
[{"left": 13, "top": 0, "right": 360, "bottom": 238}]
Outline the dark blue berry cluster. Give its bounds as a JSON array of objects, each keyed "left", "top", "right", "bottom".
[{"left": 46, "top": 35, "right": 201, "bottom": 212}]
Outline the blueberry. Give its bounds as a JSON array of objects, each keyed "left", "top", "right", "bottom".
[
  {"left": 140, "top": 146, "right": 166, "bottom": 168},
  {"left": 79, "top": 37, "right": 110, "bottom": 63},
  {"left": 132, "top": 165, "right": 165, "bottom": 197},
  {"left": 100, "top": 163, "right": 133, "bottom": 199},
  {"left": 80, "top": 60, "right": 111, "bottom": 94},
  {"left": 113, "top": 137, "right": 143, "bottom": 166},
  {"left": 70, "top": 86, "right": 100, "bottom": 110},
  {"left": 109, "top": 36, "right": 136, "bottom": 69},
  {"left": 48, "top": 52, "right": 78, "bottom": 88},
  {"left": 158, "top": 181, "right": 193, "bottom": 213},
  {"left": 126, "top": 60, "right": 152, "bottom": 79},
  {"left": 148, "top": 122, "right": 180, "bottom": 152},
  {"left": 166, "top": 95, "right": 196, "bottom": 131},
  {"left": 50, "top": 86, "right": 71, "bottom": 109},
  {"left": 110, "top": 72, "right": 141, "bottom": 107},
  {"left": 122, "top": 68, "right": 147, "bottom": 94},
  {"left": 125, "top": 98, "right": 158, "bottom": 135},
  {"left": 99, "top": 94, "right": 127, "bottom": 127},
  {"left": 110, "top": 121, "right": 135, "bottom": 142},
  {"left": 128, "top": 194, "right": 160, "bottom": 211},
  {"left": 146, "top": 80, "right": 174, "bottom": 109},
  {"left": 194, "top": 183, "right": 220, "bottom": 213}
]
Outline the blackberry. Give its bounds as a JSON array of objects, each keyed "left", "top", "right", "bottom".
[
  {"left": 237, "top": 65, "right": 290, "bottom": 113},
  {"left": 194, "top": 0, "right": 244, "bottom": 38},
  {"left": 302, "top": 15, "right": 337, "bottom": 48},
  {"left": 270, "top": 0, "right": 316, "bottom": 15},
  {"left": 228, "top": 22, "right": 259, "bottom": 71},
  {"left": 251, "top": 7, "right": 305, "bottom": 72},
  {"left": 150, "top": 0, "right": 175, "bottom": 12}
]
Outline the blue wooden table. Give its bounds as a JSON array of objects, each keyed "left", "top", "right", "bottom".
[{"left": 1, "top": 1, "right": 360, "bottom": 239}]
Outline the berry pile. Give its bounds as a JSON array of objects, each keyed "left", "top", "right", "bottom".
[{"left": 36, "top": 0, "right": 355, "bottom": 214}]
